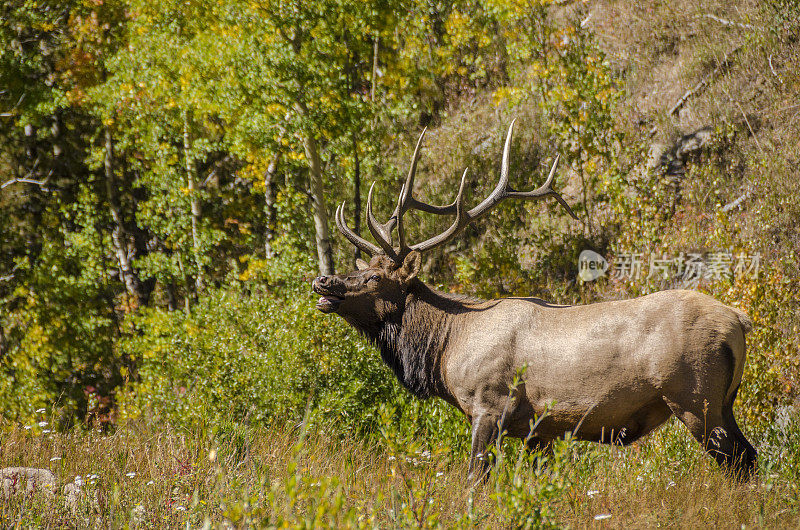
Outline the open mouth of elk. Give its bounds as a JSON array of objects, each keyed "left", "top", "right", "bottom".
[{"left": 313, "top": 283, "right": 343, "bottom": 313}]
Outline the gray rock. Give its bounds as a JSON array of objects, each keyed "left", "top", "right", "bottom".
[
  {"left": 64, "top": 481, "right": 105, "bottom": 528},
  {"left": 656, "top": 126, "right": 714, "bottom": 179},
  {"left": 1, "top": 467, "right": 57, "bottom": 499},
  {"left": 675, "top": 127, "right": 713, "bottom": 160},
  {"left": 63, "top": 481, "right": 103, "bottom": 514},
  {"left": 63, "top": 482, "right": 82, "bottom": 514},
  {"left": 647, "top": 143, "right": 668, "bottom": 170},
  {"left": 131, "top": 504, "right": 147, "bottom": 527}
]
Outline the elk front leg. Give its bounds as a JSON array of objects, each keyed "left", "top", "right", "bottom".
[{"left": 468, "top": 412, "right": 500, "bottom": 484}]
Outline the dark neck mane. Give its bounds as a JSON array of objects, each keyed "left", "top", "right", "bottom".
[{"left": 354, "top": 280, "right": 480, "bottom": 399}]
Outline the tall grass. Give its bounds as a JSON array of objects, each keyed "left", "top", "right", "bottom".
[{"left": 2, "top": 409, "right": 799, "bottom": 528}]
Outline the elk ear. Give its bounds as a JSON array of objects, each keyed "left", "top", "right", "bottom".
[
  {"left": 397, "top": 251, "right": 421, "bottom": 283},
  {"left": 356, "top": 258, "right": 370, "bottom": 271}
]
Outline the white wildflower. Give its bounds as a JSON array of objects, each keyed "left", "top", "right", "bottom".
[
  {"left": 175, "top": 505, "right": 186, "bottom": 512},
  {"left": 24, "top": 425, "right": 32, "bottom": 430},
  {"left": 49, "top": 457, "right": 62, "bottom": 462},
  {"left": 667, "top": 480, "right": 676, "bottom": 489},
  {"left": 36, "top": 408, "right": 46, "bottom": 413},
  {"left": 125, "top": 472, "right": 136, "bottom": 478},
  {"left": 587, "top": 490, "right": 600, "bottom": 497},
  {"left": 146, "top": 480, "right": 155, "bottom": 486},
  {"left": 436, "top": 472, "right": 444, "bottom": 477},
  {"left": 42, "top": 429, "right": 51, "bottom": 434},
  {"left": 594, "top": 514, "right": 612, "bottom": 520},
  {"left": 132, "top": 504, "right": 146, "bottom": 522},
  {"left": 38, "top": 421, "right": 48, "bottom": 427},
  {"left": 74, "top": 476, "right": 84, "bottom": 487}
]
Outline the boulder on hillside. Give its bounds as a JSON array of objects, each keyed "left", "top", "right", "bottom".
[{"left": 1, "top": 467, "right": 57, "bottom": 499}]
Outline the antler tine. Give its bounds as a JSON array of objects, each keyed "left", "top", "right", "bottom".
[
  {"left": 409, "top": 121, "right": 517, "bottom": 253},
  {"left": 411, "top": 168, "right": 470, "bottom": 253},
  {"left": 379, "top": 127, "right": 461, "bottom": 259},
  {"left": 397, "top": 127, "right": 426, "bottom": 216},
  {"left": 464, "top": 118, "right": 516, "bottom": 218},
  {"left": 366, "top": 182, "right": 400, "bottom": 259},
  {"left": 389, "top": 127, "right": 463, "bottom": 222},
  {"left": 383, "top": 128, "right": 459, "bottom": 228},
  {"left": 380, "top": 127, "right": 427, "bottom": 240},
  {"left": 335, "top": 203, "right": 382, "bottom": 256},
  {"left": 504, "top": 155, "right": 579, "bottom": 220},
  {"left": 395, "top": 183, "right": 407, "bottom": 255},
  {"left": 336, "top": 120, "right": 575, "bottom": 260},
  {"left": 407, "top": 120, "right": 576, "bottom": 254}
]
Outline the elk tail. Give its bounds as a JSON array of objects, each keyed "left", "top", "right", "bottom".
[
  {"left": 724, "top": 307, "right": 752, "bottom": 408},
  {"left": 733, "top": 308, "right": 753, "bottom": 334}
]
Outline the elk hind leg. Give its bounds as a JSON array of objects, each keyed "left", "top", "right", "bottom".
[
  {"left": 665, "top": 398, "right": 754, "bottom": 481},
  {"left": 721, "top": 395, "right": 757, "bottom": 479}
]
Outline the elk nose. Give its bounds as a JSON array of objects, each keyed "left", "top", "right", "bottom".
[{"left": 315, "top": 275, "right": 331, "bottom": 287}]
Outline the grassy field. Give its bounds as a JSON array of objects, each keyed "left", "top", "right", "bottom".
[
  {"left": 2, "top": 411, "right": 799, "bottom": 528},
  {"left": 2, "top": 0, "right": 799, "bottom": 528}
]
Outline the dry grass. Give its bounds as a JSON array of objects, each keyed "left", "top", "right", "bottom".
[
  {"left": 2, "top": 414, "right": 799, "bottom": 528},
  {"left": 4, "top": 0, "right": 798, "bottom": 527}
]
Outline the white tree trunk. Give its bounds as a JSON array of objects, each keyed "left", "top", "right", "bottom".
[
  {"left": 264, "top": 151, "right": 280, "bottom": 259},
  {"left": 302, "top": 134, "right": 334, "bottom": 276},
  {"left": 104, "top": 128, "right": 144, "bottom": 305},
  {"left": 183, "top": 109, "right": 203, "bottom": 292}
]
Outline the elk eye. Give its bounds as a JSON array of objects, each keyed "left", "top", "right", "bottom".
[{"left": 368, "top": 275, "right": 380, "bottom": 283}]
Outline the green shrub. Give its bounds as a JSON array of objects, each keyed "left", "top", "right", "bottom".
[{"left": 117, "top": 283, "right": 396, "bottom": 434}]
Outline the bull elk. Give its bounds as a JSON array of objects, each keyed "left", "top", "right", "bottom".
[{"left": 312, "top": 120, "right": 756, "bottom": 481}]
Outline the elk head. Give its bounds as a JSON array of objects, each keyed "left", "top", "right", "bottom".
[
  {"left": 313, "top": 252, "right": 422, "bottom": 332},
  {"left": 312, "top": 119, "right": 577, "bottom": 321}
]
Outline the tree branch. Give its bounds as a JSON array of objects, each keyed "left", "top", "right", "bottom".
[
  {"left": 2, "top": 160, "right": 52, "bottom": 191},
  {"left": 1, "top": 177, "right": 51, "bottom": 190},
  {"left": 0, "top": 265, "right": 19, "bottom": 282},
  {"left": 0, "top": 92, "right": 26, "bottom": 117},
  {"left": 697, "top": 14, "right": 759, "bottom": 31},
  {"left": 669, "top": 46, "right": 741, "bottom": 116}
]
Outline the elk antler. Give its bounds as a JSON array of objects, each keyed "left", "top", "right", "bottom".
[
  {"left": 335, "top": 119, "right": 577, "bottom": 261},
  {"left": 335, "top": 202, "right": 382, "bottom": 257}
]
